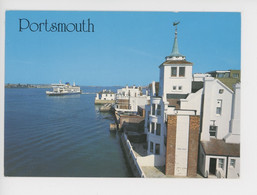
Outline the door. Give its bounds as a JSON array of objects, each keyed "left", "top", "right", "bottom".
[{"left": 209, "top": 158, "right": 217, "bottom": 175}]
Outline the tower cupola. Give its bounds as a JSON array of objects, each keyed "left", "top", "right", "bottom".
[{"left": 166, "top": 22, "right": 185, "bottom": 61}]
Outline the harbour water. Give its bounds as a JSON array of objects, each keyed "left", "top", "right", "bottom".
[{"left": 4, "top": 86, "right": 133, "bottom": 177}]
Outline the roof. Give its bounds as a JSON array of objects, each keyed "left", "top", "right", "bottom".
[
  {"left": 201, "top": 138, "right": 240, "bottom": 157},
  {"left": 161, "top": 60, "right": 193, "bottom": 65},
  {"left": 167, "top": 36, "right": 185, "bottom": 58},
  {"left": 191, "top": 81, "right": 204, "bottom": 93},
  {"left": 99, "top": 91, "right": 115, "bottom": 94},
  {"left": 166, "top": 94, "right": 188, "bottom": 99},
  {"left": 216, "top": 78, "right": 240, "bottom": 91}
]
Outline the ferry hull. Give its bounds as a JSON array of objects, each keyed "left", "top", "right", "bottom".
[{"left": 46, "top": 91, "right": 82, "bottom": 96}]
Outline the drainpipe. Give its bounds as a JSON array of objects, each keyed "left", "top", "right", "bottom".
[{"left": 226, "top": 156, "right": 229, "bottom": 178}]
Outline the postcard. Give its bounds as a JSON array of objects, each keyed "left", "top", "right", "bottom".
[{"left": 0, "top": 0, "right": 256, "bottom": 194}]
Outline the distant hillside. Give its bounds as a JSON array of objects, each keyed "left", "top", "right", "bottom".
[{"left": 5, "top": 83, "right": 51, "bottom": 88}]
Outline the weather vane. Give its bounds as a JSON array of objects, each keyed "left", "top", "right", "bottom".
[{"left": 173, "top": 21, "right": 180, "bottom": 37}]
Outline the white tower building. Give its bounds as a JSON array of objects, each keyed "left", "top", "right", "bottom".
[{"left": 158, "top": 23, "right": 193, "bottom": 100}]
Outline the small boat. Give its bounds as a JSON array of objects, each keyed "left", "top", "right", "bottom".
[{"left": 46, "top": 81, "right": 82, "bottom": 96}]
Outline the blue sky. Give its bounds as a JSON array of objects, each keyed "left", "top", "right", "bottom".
[{"left": 5, "top": 11, "right": 241, "bottom": 86}]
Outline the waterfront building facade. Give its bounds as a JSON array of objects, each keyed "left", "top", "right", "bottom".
[
  {"left": 95, "top": 89, "right": 116, "bottom": 104},
  {"left": 144, "top": 24, "right": 202, "bottom": 176},
  {"left": 143, "top": 24, "right": 240, "bottom": 178},
  {"left": 115, "top": 85, "right": 149, "bottom": 113}
]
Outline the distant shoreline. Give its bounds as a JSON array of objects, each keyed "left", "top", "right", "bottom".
[
  {"left": 5, "top": 84, "right": 147, "bottom": 89},
  {"left": 5, "top": 83, "right": 51, "bottom": 88}
]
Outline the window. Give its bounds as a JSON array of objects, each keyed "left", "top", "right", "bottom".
[
  {"left": 178, "top": 86, "right": 182, "bottom": 90},
  {"left": 179, "top": 67, "right": 185, "bottom": 77},
  {"left": 216, "top": 107, "right": 221, "bottom": 115},
  {"left": 218, "top": 159, "right": 224, "bottom": 169},
  {"left": 157, "top": 105, "right": 161, "bottom": 115},
  {"left": 171, "top": 67, "right": 177, "bottom": 77},
  {"left": 151, "top": 122, "right": 155, "bottom": 134},
  {"left": 150, "top": 142, "right": 153, "bottom": 153},
  {"left": 230, "top": 159, "right": 236, "bottom": 168},
  {"left": 219, "top": 89, "right": 224, "bottom": 94},
  {"left": 216, "top": 100, "right": 222, "bottom": 115},
  {"left": 156, "top": 124, "right": 161, "bottom": 135},
  {"left": 209, "top": 126, "right": 217, "bottom": 137},
  {"left": 224, "top": 72, "right": 230, "bottom": 78},
  {"left": 217, "top": 73, "right": 225, "bottom": 78},
  {"left": 147, "top": 122, "right": 150, "bottom": 132},
  {"left": 233, "top": 73, "right": 239, "bottom": 78},
  {"left": 173, "top": 86, "right": 176, "bottom": 90},
  {"left": 152, "top": 104, "right": 156, "bottom": 115},
  {"left": 155, "top": 144, "right": 160, "bottom": 155}
]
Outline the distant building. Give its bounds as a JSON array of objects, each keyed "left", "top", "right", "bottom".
[
  {"left": 207, "top": 70, "right": 240, "bottom": 90},
  {"left": 193, "top": 73, "right": 211, "bottom": 82},
  {"left": 115, "top": 85, "right": 149, "bottom": 113},
  {"left": 95, "top": 89, "right": 116, "bottom": 104}
]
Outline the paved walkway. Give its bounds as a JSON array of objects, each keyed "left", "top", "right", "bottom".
[
  {"left": 141, "top": 166, "right": 204, "bottom": 178},
  {"left": 130, "top": 139, "right": 204, "bottom": 178},
  {"left": 141, "top": 166, "right": 167, "bottom": 178}
]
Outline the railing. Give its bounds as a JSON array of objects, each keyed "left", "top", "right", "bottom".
[{"left": 123, "top": 134, "right": 146, "bottom": 178}]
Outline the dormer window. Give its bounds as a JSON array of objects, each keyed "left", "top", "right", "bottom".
[{"left": 233, "top": 73, "right": 239, "bottom": 78}]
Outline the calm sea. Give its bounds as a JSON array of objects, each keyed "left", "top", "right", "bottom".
[{"left": 4, "top": 86, "right": 133, "bottom": 177}]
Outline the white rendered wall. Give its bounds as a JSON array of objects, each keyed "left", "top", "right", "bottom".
[
  {"left": 204, "top": 155, "right": 227, "bottom": 178},
  {"left": 201, "top": 152, "right": 240, "bottom": 178},
  {"left": 117, "top": 86, "right": 141, "bottom": 97},
  {"left": 227, "top": 157, "right": 240, "bottom": 178},
  {"left": 201, "top": 78, "right": 233, "bottom": 141},
  {"left": 147, "top": 97, "right": 166, "bottom": 156},
  {"left": 193, "top": 73, "right": 211, "bottom": 81},
  {"left": 180, "top": 88, "right": 203, "bottom": 115},
  {"left": 161, "top": 65, "right": 193, "bottom": 96},
  {"left": 174, "top": 115, "right": 190, "bottom": 176},
  {"left": 129, "top": 96, "right": 148, "bottom": 112},
  {"left": 226, "top": 83, "right": 240, "bottom": 143},
  {"left": 147, "top": 134, "right": 165, "bottom": 156},
  {"left": 101, "top": 93, "right": 115, "bottom": 100}
]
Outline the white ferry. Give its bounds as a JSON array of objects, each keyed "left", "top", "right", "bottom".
[{"left": 46, "top": 82, "right": 82, "bottom": 96}]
